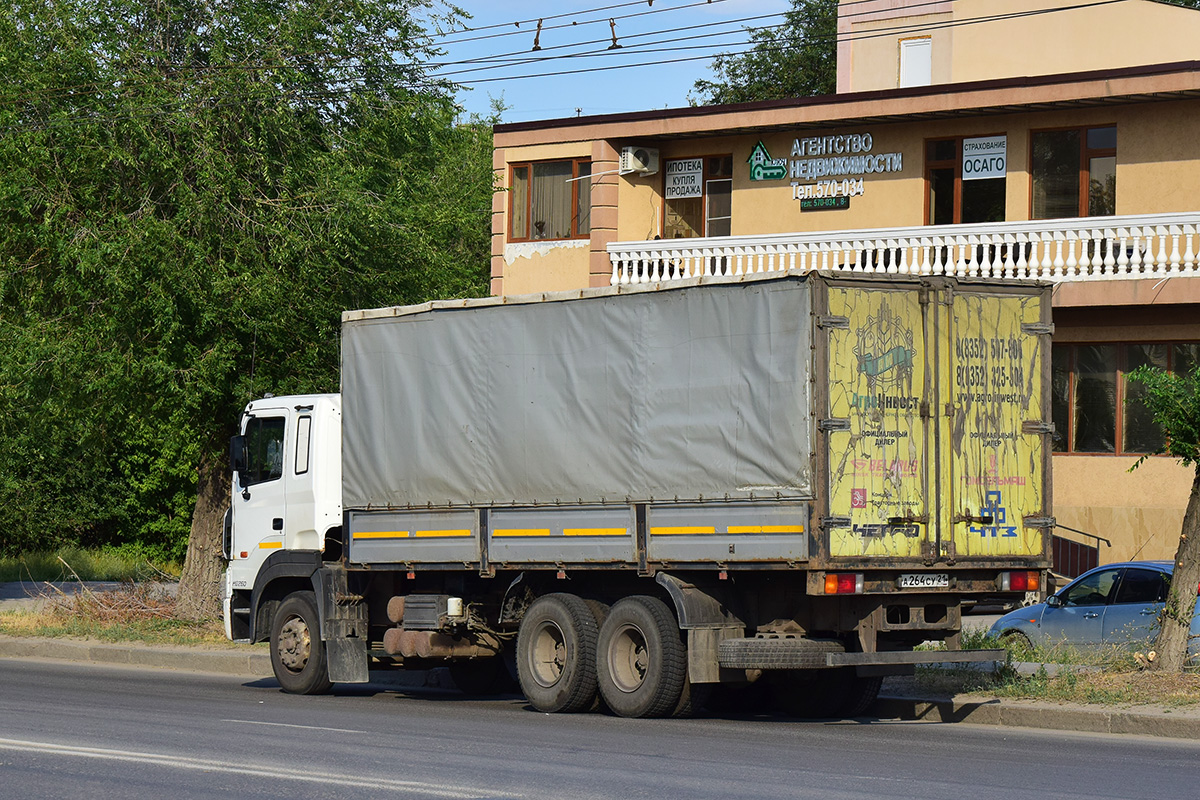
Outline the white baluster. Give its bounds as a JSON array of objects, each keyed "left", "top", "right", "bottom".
[
  {"left": 1015, "top": 234, "right": 1030, "bottom": 278},
  {"left": 1052, "top": 235, "right": 1066, "bottom": 280},
  {"left": 819, "top": 242, "right": 831, "bottom": 271},
  {"left": 919, "top": 240, "right": 932, "bottom": 275},
  {"left": 1169, "top": 225, "right": 1182, "bottom": 275},
  {"left": 1184, "top": 225, "right": 1197, "bottom": 275},
  {"left": 1064, "top": 234, "right": 1079, "bottom": 279},
  {"left": 1155, "top": 226, "right": 1169, "bottom": 276},
  {"left": 1101, "top": 229, "right": 1116, "bottom": 277},
  {"left": 650, "top": 250, "right": 662, "bottom": 282}
]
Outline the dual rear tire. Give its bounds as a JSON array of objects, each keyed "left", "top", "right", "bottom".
[{"left": 516, "top": 593, "right": 699, "bottom": 718}]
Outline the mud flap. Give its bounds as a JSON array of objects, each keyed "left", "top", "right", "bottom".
[
  {"left": 316, "top": 564, "right": 370, "bottom": 683},
  {"left": 327, "top": 636, "right": 369, "bottom": 683}
]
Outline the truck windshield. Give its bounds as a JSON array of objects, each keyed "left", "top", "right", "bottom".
[{"left": 244, "top": 416, "right": 285, "bottom": 485}]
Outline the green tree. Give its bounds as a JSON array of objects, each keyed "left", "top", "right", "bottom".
[
  {"left": 1127, "top": 364, "right": 1200, "bottom": 672},
  {"left": 0, "top": 0, "right": 495, "bottom": 615},
  {"left": 691, "top": 0, "right": 838, "bottom": 105}
]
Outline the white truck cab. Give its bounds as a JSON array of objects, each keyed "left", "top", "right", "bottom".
[{"left": 222, "top": 393, "right": 341, "bottom": 641}]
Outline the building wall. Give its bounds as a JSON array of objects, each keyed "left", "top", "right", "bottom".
[
  {"left": 1053, "top": 455, "right": 1192, "bottom": 563},
  {"left": 840, "top": 0, "right": 1200, "bottom": 93},
  {"left": 495, "top": 99, "right": 1200, "bottom": 295}
]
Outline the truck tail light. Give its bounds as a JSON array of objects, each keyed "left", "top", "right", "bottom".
[
  {"left": 825, "top": 572, "right": 864, "bottom": 594},
  {"left": 1001, "top": 570, "right": 1040, "bottom": 592}
]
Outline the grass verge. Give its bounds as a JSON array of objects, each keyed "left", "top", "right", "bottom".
[
  {"left": 910, "top": 628, "right": 1200, "bottom": 707},
  {"left": 0, "top": 547, "right": 181, "bottom": 583},
  {"left": 0, "top": 582, "right": 233, "bottom": 647}
]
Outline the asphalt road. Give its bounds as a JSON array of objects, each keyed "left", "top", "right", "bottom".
[{"left": 1, "top": 659, "right": 1198, "bottom": 800}]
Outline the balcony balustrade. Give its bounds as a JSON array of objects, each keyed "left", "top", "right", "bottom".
[{"left": 607, "top": 212, "right": 1200, "bottom": 286}]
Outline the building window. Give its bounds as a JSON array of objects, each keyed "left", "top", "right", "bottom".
[
  {"left": 1052, "top": 342, "right": 1199, "bottom": 454},
  {"left": 925, "top": 136, "right": 1006, "bottom": 225},
  {"left": 509, "top": 159, "right": 591, "bottom": 241},
  {"left": 663, "top": 155, "right": 733, "bottom": 238},
  {"left": 1031, "top": 126, "right": 1116, "bottom": 219},
  {"left": 899, "top": 37, "right": 932, "bottom": 88}
]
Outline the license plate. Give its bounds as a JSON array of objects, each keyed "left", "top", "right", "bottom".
[{"left": 898, "top": 573, "right": 950, "bottom": 589}]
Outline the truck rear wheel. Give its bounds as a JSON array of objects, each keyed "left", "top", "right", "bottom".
[
  {"left": 596, "top": 596, "right": 687, "bottom": 719},
  {"left": 516, "top": 593, "right": 600, "bottom": 713},
  {"left": 270, "top": 591, "right": 333, "bottom": 695}
]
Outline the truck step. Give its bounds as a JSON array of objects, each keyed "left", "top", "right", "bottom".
[{"left": 718, "top": 637, "right": 845, "bottom": 670}]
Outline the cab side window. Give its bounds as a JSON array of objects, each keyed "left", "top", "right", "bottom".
[
  {"left": 1062, "top": 568, "right": 1120, "bottom": 606},
  {"left": 244, "top": 417, "right": 286, "bottom": 485}
]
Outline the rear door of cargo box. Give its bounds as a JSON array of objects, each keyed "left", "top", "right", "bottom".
[
  {"left": 821, "top": 278, "right": 1049, "bottom": 563},
  {"left": 824, "top": 280, "right": 933, "bottom": 560},
  {"left": 943, "top": 284, "right": 1049, "bottom": 561}
]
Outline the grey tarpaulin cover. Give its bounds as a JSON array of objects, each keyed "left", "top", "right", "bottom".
[{"left": 341, "top": 277, "right": 814, "bottom": 509}]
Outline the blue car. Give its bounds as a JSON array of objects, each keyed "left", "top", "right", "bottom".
[{"left": 988, "top": 560, "right": 1200, "bottom": 659}]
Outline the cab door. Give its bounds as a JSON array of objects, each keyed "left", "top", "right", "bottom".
[{"left": 231, "top": 410, "right": 289, "bottom": 563}]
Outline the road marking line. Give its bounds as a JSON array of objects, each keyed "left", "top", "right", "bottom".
[
  {"left": 0, "top": 737, "right": 513, "bottom": 798},
  {"left": 222, "top": 719, "right": 366, "bottom": 734}
]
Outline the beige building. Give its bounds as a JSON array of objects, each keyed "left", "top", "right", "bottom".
[{"left": 490, "top": 0, "right": 1200, "bottom": 572}]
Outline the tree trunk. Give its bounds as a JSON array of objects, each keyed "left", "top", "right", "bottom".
[
  {"left": 1152, "top": 468, "right": 1200, "bottom": 672},
  {"left": 176, "top": 450, "right": 230, "bottom": 621}
]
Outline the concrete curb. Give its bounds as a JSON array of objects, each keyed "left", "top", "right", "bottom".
[
  {"left": 874, "top": 695, "right": 1200, "bottom": 740},
  {"left": 3, "top": 635, "right": 1198, "bottom": 739},
  {"left": 0, "top": 635, "right": 274, "bottom": 677}
]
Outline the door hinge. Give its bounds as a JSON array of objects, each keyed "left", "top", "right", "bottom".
[
  {"left": 817, "top": 315, "right": 850, "bottom": 329},
  {"left": 1022, "top": 420, "right": 1055, "bottom": 435},
  {"left": 1023, "top": 515, "right": 1057, "bottom": 529},
  {"left": 1021, "top": 322, "right": 1055, "bottom": 335},
  {"left": 821, "top": 516, "right": 852, "bottom": 528},
  {"left": 818, "top": 418, "right": 851, "bottom": 433}
]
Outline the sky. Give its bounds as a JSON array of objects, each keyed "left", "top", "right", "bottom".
[{"left": 434, "top": 0, "right": 790, "bottom": 124}]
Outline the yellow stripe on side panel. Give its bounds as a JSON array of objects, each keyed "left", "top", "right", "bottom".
[
  {"left": 563, "top": 528, "right": 628, "bottom": 537},
  {"left": 492, "top": 529, "right": 552, "bottom": 537},
  {"left": 352, "top": 530, "right": 411, "bottom": 539},
  {"left": 651, "top": 527, "right": 717, "bottom": 536},
  {"left": 259, "top": 541, "right": 283, "bottom": 549},
  {"left": 415, "top": 529, "right": 472, "bottom": 538},
  {"left": 727, "top": 525, "right": 805, "bottom": 534}
]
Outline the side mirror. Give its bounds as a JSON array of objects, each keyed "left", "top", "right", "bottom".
[
  {"left": 1046, "top": 594, "right": 1063, "bottom": 608},
  {"left": 229, "top": 434, "right": 248, "bottom": 478}
]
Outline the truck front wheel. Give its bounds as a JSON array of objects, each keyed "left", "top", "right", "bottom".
[
  {"left": 516, "top": 593, "right": 600, "bottom": 713},
  {"left": 270, "top": 591, "right": 333, "bottom": 695},
  {"left": 596, "top": 596, "right": 687, "bottom": 718}
]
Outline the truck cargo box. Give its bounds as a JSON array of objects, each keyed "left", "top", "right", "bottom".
[{"left": 340, "top": 272, "right": 1050, "bottom": 572}]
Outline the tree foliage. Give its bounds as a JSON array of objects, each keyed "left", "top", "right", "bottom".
[
  {"left": 0, "top": 0, "right": 494, "bottom": 563},
  {"left": 691, "top": 0, "right": 838, "bottom": 105},
  {"left": 1127, "top": 364, "right": 1200, "bottom": 672}
]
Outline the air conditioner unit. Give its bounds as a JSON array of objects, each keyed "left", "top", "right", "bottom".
[{"left": 619, "top": 146, "right": 660, "bottom": 176}]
